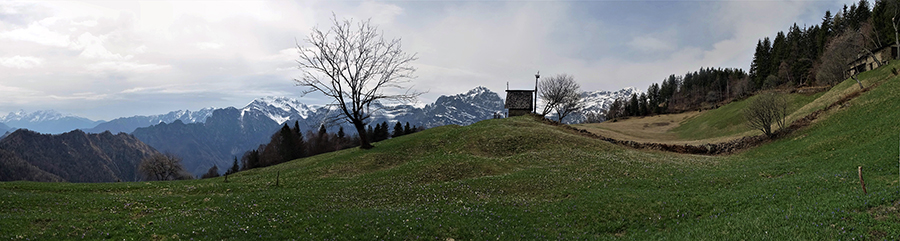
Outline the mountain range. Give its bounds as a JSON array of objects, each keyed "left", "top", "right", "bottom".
[
  {"left": 563, "top": 87, "right": 642, "bottom": 124},
  {"left": 0, "top": 110, "right": 104, "bottom": 134},
  {"left": 84, "top": 108, "right": 215, "bottom": 134},
  {"left": 130, "top": 86, "right": 508, "bottom": 176},
  {"left": 0, "top": 86, "right": 639, "bottom": 177}
]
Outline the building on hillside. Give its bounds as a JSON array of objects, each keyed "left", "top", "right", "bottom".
[
  {"left": 505, "top": 90, "right": 534, "bottom": 117},
  {"left": 849, "top": 44, "right": 898, "bottom": 76}
]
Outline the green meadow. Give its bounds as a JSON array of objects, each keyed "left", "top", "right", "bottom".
[{"left": 4, "top": 63, "right": 900, "bottom": 240}]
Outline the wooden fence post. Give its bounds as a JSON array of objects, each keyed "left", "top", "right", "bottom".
[{"left": 859, "top": 166, "right": 867, "bottom": 195}]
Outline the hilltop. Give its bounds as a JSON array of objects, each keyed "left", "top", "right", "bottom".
[{"left": 3, "top": 62, "right": 900, "bottom": 239}]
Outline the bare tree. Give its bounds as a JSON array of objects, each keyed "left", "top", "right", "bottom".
[
  {"left": 538, "top": 74, "right": 582, "bottom": 122},
  {"left": 138, "top": 153, "right": 192, "bottom": 181},
  {"left": 816, "top": 30, "right": 865, "bottom": 89},
  {"left": 859, "top": 20, "right": 885, "bottom": 69},
  {"left": 744, "top": 93, "right": 789, "bottom": 137},
  {"left": 295, "top": 16, "right": 421, "bottom": 149},
  {"left": 556, "top": 92, "right": 583, "bottom": 123}
]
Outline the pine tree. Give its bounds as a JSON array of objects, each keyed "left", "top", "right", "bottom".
[
  {"left": 366, "top": 125, "right": 374, "bottom": 143},
  {"left": 313, "top": 125, "right": 331, "bottom": 155},
  {"left": 227, "top": 156, "right": 240, "bottom": 175},
  {"left": 336, "top": 126, "right": 346, "bottom": 149},
  {"left": 380, "top": 121, "right": 390, "bottom": 141},
  {"left": 647, "top": 83, "right": 660, "bottom": 115},
  {"left": 392, "top": 122, "right": 404, "bottom": 138},
  {"left": 372, "top": 123, "right": 381, "bottom": 142},
  {"left": 278, "top": 124, "right": 296, "bottom": 163},
  {"left": 638, "top": 93, "right": 649, "bottom": 116},
  {"left": 293, "top": 121, "right": 305, "bottom": 158},
  {"left": 627, "top": 93, "right": 639, "bottom": 116},
  {"left": 404, "top": 122, "right": 412, "bottom": 135}
]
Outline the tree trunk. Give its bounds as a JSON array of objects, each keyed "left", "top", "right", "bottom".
[
  {"left": 894, "top": 19, "right": 899, "bottom": 60},
  {"left": 851, "top": 74, "right": 864, "bottom": 90},
  {"left": 862, "top": 48, "right": 883, "bottom": 69},
  {"left": 352, "top": 121, "right": 374, "bottom": 149}
]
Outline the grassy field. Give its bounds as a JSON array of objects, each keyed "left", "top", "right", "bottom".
[
  {"left": 574, "top": 62, "right": 898, "bottom": 145},
  {"left": 574, "top": 92, "right": 822, "bottom": 145},
  {"left": 3, "top": 64, "right": 900, "bottom": 239}
]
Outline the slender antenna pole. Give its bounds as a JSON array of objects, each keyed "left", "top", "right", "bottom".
[{"left": 534, "top": 71, "right": 540, "bottom": 114}]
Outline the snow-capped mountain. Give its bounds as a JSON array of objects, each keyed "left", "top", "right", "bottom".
[
  {"left": 543, "top": 86, "right": 642, "bottom": 124},
  {"left": 418, "top": 86, "right": 504, "bottom": 127},
  {"left": 0, "top": 110, "right": 104, "bottom": 134},
  {"left": 238, "top": 86, "right": 505, "bottom": 131},
  {"left": 240, "top": 96, "right": 318, "bottom": 125},
  {"left": 580, "top": 87, "right": 642, "bottom": 113},
  {"left": 85, "top": 108, "right": 215, "bottom": 134},
  {"left": 129, "top": 85, "right": 638, "bottom": 176}
]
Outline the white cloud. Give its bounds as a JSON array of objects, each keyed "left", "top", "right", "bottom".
[
  {"left": 74, "top": 32, "right": 133, "bottom": 60},
  {"left": 0, "top": 20, "right": 70, "bottom": 47},
  {"left": 0, "top": 55, "right": 43, "bottom": 69},
  {"left": 196, "top": 42, "right": 223, "bottom": 50},
  {"left": 70, "top": 19, "right": 97, "bottom": 27},
  {"left": 356, "top": 1, "right": 404, "bottom": 25},
  {"left": 86, "top": 61, "right": 170, "bottom": 74},
  {"left": 628, "top": 36, "right": 674, "bottom": 52}
]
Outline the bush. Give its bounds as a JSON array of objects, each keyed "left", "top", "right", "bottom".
[{"left": 743, "top": 93, "right": 788, "bottom": 137}]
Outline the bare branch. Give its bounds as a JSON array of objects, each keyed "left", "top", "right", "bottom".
[
  {"left": 538, "top": 74, "right": 582, "bottom": 122},
  {"left": 295, "top": 16, "right": 421, "bottom": 149}
]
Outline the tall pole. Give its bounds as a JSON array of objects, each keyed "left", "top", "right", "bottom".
[{"left": 534, "top": 71, "right": 540, "bottom": 114}]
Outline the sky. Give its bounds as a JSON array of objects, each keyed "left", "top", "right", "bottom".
[{"left": 0, "top": 0, "right": 858, "bottom": 121}]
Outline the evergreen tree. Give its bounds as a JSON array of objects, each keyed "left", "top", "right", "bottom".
[
  {"left": 404, "top": 122, "right": 412, "bottom": 135},
  {"left": 627, "top": 93, "right": 639, "bottom": 116},
  {"left": 294, "top": 121, "right": 305, "bottom": 158},
  {"left": 241, "top": 150, "right": 260, "bottom": 171},
  {"left": 372, "top": 123, "right": 382, "bottom": 142},
  {"left": 392, "top": 122, "right": 404, "bottom": 138},
  {"left": 313, "top": 125, "right": 331, "bottom": 154},
  {"left": 638, "top": 93, "right": 649, "bottom": 116},
  {"left": 227, "top": 156, "right": 240, "bottom": 175},
  {"left": 647, "top": 83, "right": 660, "bottom": 115},
  {"left": 336, "top": 126, "right": 346, "bottom": 149},
  {"left": 378, "top": 121, "right": 390, "bottom": 141},
  {"left": 278, "top": 124, "right": 296, "bottom": 163},
  {"left": 366, "top": 125, "right": 374, "bottom": 143},
  {"left": 337, "top": 126, "right": 345, "bottom": 140}
]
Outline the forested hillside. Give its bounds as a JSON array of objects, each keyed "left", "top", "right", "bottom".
[{"left": 0, "top": 129, "right": 161, "bottom": 182}]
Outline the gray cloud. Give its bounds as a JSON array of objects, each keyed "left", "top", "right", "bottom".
[{"left": 0, "top": 0, "right": 857, "bottom": 120}]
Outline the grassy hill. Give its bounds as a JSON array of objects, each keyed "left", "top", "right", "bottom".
[
  {"left": 576, "top": 62, "right": 899, "bottom": 145},
  {"left": 3, "top": 63, "right": 900, "bottom": 239}
]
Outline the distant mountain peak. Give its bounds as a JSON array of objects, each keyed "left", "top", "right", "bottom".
[
  {"left": 241, "top": 96, "right": 317, "bottom": 125},
  {"left": 1, "top": 109, "right": 70, "bottom": 123},
  {"left": 468, "top": 86, "right": 490, "bottom": 94}
]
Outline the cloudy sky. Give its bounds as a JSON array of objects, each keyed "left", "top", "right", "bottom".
[{"left": 0, "top": 0, "right": 856, "bottom": 121}]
